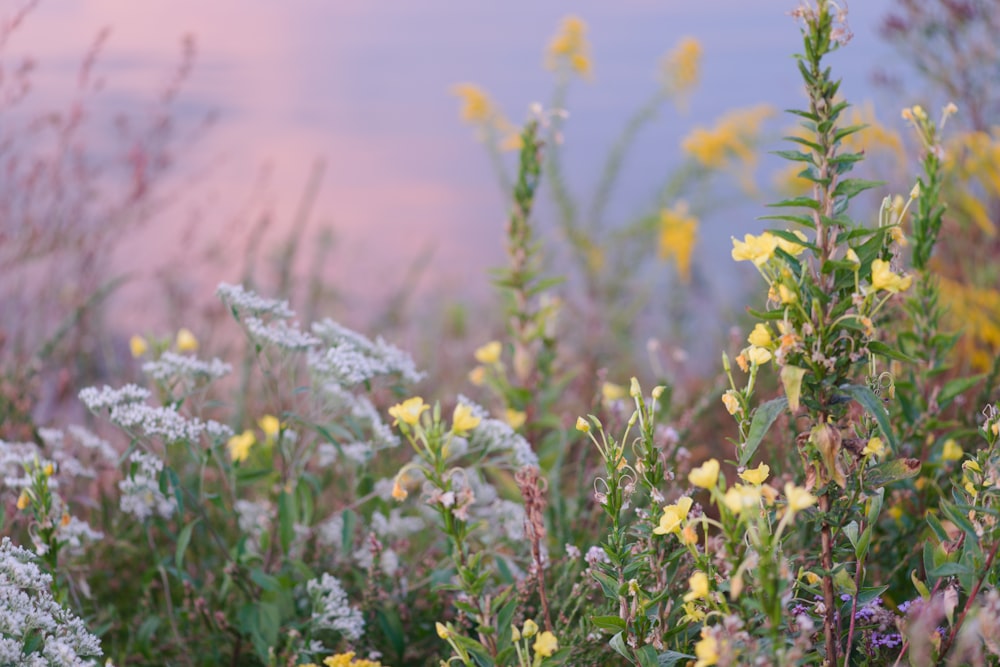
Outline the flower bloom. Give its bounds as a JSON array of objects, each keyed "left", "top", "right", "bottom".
[
  {"left": 575, "top": 416, "right": 591, "bottom": 433},
  {"left": 784, "top": 482, "right": 817, "bottom": 514},
  {"left": 391, "top": 474, "right": 408, "bottom": 501},
  {"left": 436, "top": 622, "right": 451, "bottom": 639},
  {"left": 130, "top": 335, "right": 148, "bottom": 358},
  {"left": 653, "top": 496, "right": 693, "bottom": 535},
  {"left": 731, "top": 232, "right": 779, "bottom": 266},
  {"left": 227, "top": 430, "right": 256, "bottom": 463},
  {"left": 451, "top": 84, "right": 494, "bottom": 124},
  {"left": 863, "top": 436, "right": 887, "bottom": 459},
  {"left": 684, "top": 571, "right": 710, "bottom": 602},
  {"left": 748, "top": 323, "right": 772, "bottom": 347},
  {"left": 176, "top": 328, "right": 199, "bottom": 352},
  {"left": 739, "top": 463, "right": 770, "bottom": 485},
  {"left": 721, "top": 390, "right": 741, "bottom": 415},
  {"left": 775, "top": 229, "right": 808, "bottom": 256},
  {"left": 941, "top": 438, "right": 963, "bottom": 462},
  {"left": 689, "top": 459, "right": 720, "bottom": 489},
  {"left": 694, "top": 630, "right": 719, "bottom": 667},
  {"left": 522, "top": 619, "right": 539, "bottom": 638},
  {"left": 547, "top": 16, "right": 591, "bottom": 75},
  {"left": 388, "top": 397, "right": 430, "bottom": 426},
  {"left": 871, "top": 259, "right": 913, "bottom": 293},
  {"left": 658, "top": 201, "right": 699, "bottom": 282},
  {"left": 452, "top": 404, "right": 481, "bottom": 434},
  {"left": 16, "top": 490, "right": 30, "bottom": 510},
  {"left": 747, "top": 345, "right": 772, "bottom": 366},
  {"left": 660, "top": 36, "right": 702, "bottom": 94},
  {"left": 723, "top": 484, "right": 762, "bottom": 515},
  {"left": 474, "top": 341, "right": 502, "bottom": 364},
  {"left": 258, "top": 415, "right": 280, "bottom": 441},
  {"left": 533, "top": 631, "right": 559, "bottom": 657}
]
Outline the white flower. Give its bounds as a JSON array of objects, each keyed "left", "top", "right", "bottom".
[{"left": 306, "top": 573, "right": 365, "bottom": 641}]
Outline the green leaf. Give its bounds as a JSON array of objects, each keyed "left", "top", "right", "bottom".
[
  {"left": 927, "top": 562, "right": 972, "bottom": 578},
  {"left": 841, "top": 384, "right": 897, "bottom": 450},
  {"left": 278, "top": 490, "right": 297, "bottom": 554},
  {"left": 938, "top": 375, "right": 985, "bottom": 409},
  {"left": 758, "top": 213, "right": 816, "bottom": 229},
  {"left": 658, "top": 652, "right": 697, "bottom": 667},
  {"left": 637, "top": 646, "right": 659, "bottom": 667},
  {"left": 590, "top": 615, "right": 627, "bottom": 634},
  {"left": 773, "top": 149, "right": 816, "bottom": 164},
  {"left": 174, "top": 519, "right": 200, "bottom": 569},
  {"left": 864, "top": 458, "right": 921, "bottom": 489},
  {"left": 739, "top": 397, "right": 788, "bottom": 467},
  {"left": 609, "top": 633, "right": 633, "bottom": 663},
  {"left": 834, "top": 178, "right": 883, "bottom": 199},
  {"left": 768, "top": 197, "right": 821, "bottom": 210},
  {"left": 867, "top": 340, "right": 915, "bottom": 363}
]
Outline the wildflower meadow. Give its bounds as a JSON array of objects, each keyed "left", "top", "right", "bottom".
[{"left": 3, "top": 1, "right": 1000, "bottom": 666}]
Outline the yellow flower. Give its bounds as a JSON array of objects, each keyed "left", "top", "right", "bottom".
[
  {"left": 846, "top": 248, "right": 860, "bottom": 266},
  {"left": 323, "top": 654, "right": 383, "bottom": 667},
  {"left": 258, "top": 415, "right": 280, "bottom": 441},
  {"left": 533, "top": 631, "right": 558, "bottom": 657},
  {"left": 870, "top": 259, "right": 913, "bottom": 293},
  {"left": 547, "top": 16, "right": 591, "bottom": 77},
  {"left": 468, "top": 365, "right": 486, "bottom": 386},
  {"left": 436, "top": 622, "right": 451, "bottom": 639},
  {"left": 731, "top": 232, "right": 779, "bottom": 266},
  {"left": 723, "top": 484, "right": 762, "bottom": 515},
  {"left": 739, "top": 463, "right": 770, "bottom": 485},
  {"left": 602, "top": 382, "right": 626, "bottom": 402},
  {"left": 682, "top": 105, "right": 773, "bottom": 170},
  {"left": 451, "top": 83, "right": 494, "bottom": 124},
  {"left": 176, "top": 328, "right": 198, "bottom": 352},
  {"left": 680, "top": 523, "right": 698, "bottom": 545},
  {"left": 474, "top": 340, "right": 502, "bottom": 364},
  {"left": 942, "top": 438, "right": 963, "bottom": 462},
  {"left": 658, "top": 201, "right": 698, "bottom": 282},
  {"left": 511, "top": 624, "right": 521, "bottom": 642},
  {"left": 775, "top": 229, "right": 808, "bottom": 256},
  {"left": 16, "top": 490, "right": 30, "bottom": 510},
  {"left": 689, "top": 459, "right": 720, "bottom": 489},
  {"left": 660, "top": 36, "right": 702, "bottom": 94},
  {"left": 129, "top": 335, "right": 148, "bottom": 358},
  {"left": 784, "top": 482, "right": 817, "bottom": 514},
  {"left": 42, "top": 462, "right": 54, "bottom": 477},
  {"left": 452, "top": 403, "right": 481, "bottom": 434},
  {"left": 653, "top": 496, "right": 693, "bottom": 535},
  {"left": 747, "top": 323, "right": 772, "bottom": 348},
  {"left": 863, "top": 436, "right": 887, "bottom": 459},
  {"left": 746, "top": 345, "right": 772, "bottom": 366},
  {"left": 522, "top": 619, "right": 539, "bottom": 638},
  {"left": 391, "top": 473, "right": 408, "bottom": 501},
  {"left": 694, "top": 631, "right": 719, "bottom": 667},
  {"left": 505, "top": 409, "right": 526, "bottom": 430},
  {"left": 721, "top": 390, "right": 741, "bottom": 415},
  {"left": 227, "top": 430, "right": 256, "bottom": 463},
  {"left": 388, "top": 397, "right": 429, "bottom": 426},
  {"left": 683, "top": 571, "right": 710, "bottom": 602},
  {"left": 575, "top": 416, "right": 591, "bottom": 433},
  {"left": 778, "top": 283, "right": 798, "bottom": 304}
]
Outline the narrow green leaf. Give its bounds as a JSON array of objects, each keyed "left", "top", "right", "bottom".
[
  {"left": 768, "top": 197, "right": 821, "bottom": 210},
  {"left": 658, "top": 651, "right": 697, "bottom": 667},
  {"left": 841, "top": 384, "right": 897, "bottom": 450},
  {"left": 278, "top": 490, "right": 297, "bottom": 554},
  {"left": 834, "top": 178, "right": 884, "bottom": 199},
  {"left": 590, "top": 616, "right": 628, "bottom": 634},
  {"left": 174, "top": 519, "right": 200, "bottom": 569},
  {"left": 938, "top": 375, "right": 984, "bottom": 408},
  {"left": 864, "top": 458, "right": 921, "bottom": 489},
  {"left": 739, "top": 397, "right": 788, "bottom": 466},
  {"left": 772, "top": 149, "right": 816, "bottom": 163}
]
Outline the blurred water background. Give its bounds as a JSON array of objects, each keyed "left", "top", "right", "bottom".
[{"left": 6, "top": 0, "right": 906, "bottom": 358}]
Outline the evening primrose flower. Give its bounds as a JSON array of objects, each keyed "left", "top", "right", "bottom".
[
  {"left": 522, "top": 619, "right": 539, "bottom": 638},
  {"left": 452, "top": 403, "right": 481, "bottom": 434},
  {"left": 694, "top": 630, "right": 719, "bottom": 667},
  {"left": 723, "top": 484, "right": 762, "bottom": 515},
  {"left": 942, "top": 438, "right": 963, "bottom": 462},
  {"left": 451, "top": 83, "right": 494, "bottom": 123},
  {"left": 388, "top": 397, "right": 430, "bottom": 426},
  {"left": 227, "top": 430, "right": 256, "bottom": 463},
  {"left": 784, "top": 482, "right": 817, "bottom": 514},
  {"left": 129, "top": 335, "right": 148, "bottom": 358},
  {"left": 747, "top": 323, "right": 772, "bottom": 347},
  {"left": 575, "top": 416, "right": 591, "bottom": 433},
  {"left": 863, "top": 436, "right": 887, "bottom": 459},
  {"left": 777, "top": 283, "right": 798, "bottom": 304},
  {"left": 505, "top": 409, "right": 526, "bottom": 430},
  {"left": 533, "top": 631, "right": 558, "bottom": 657},
  {"left": 746, "top": 345, "right": 772, "bottom": 366},
  {"left": 683, "top": 571, "right": 710, "bottom": 602},
  {"left": 721, "top": 390, "right": 741, "bottom": 415},
  {"left": 739, "top": 463, "right": 770, "bottom": 485},
  {"left": 176, "top": 328, "right": 198, "bottom": 352},
  {"left": 846, "top": 248, "right": 860, "bottom": 267},
  {"left": 436, "top": 622, "right": 451, "bottom": 639},
  {"left": 474, "top": 340, "right": 502, "bottom": 364},
  {"left": 653, "top": 496, "right": 694, "bottom": 535},
  {"left": 16, "top": 489, "right": 30, "bottom": 510},
  {"left": 660, "top": 36, "right": 702, "bottom": 94},
  {"left": 391, "top": 475, "right": 408, "bottom": 501},
  {"left": 870, "top": 259, "right": 913, "bottom": 293},
  {"left": 689, "top": 459, "right": 720, "bottom": 489},
  {"left": 775, "top": 229, "right": 808, "bottom": 256},
  {"left": 547, "top": 16, "right": 591, "bottom": 76},
  {"left": 258, "top": 415, "right": 280, "bottom": 441},
  {"left": 658, "top": 201, "right": 699, "bottom": 282},
  {"left": 511, "top": 625, "right": 521, "bottom": 641},
  {"left": 731, "top": 232, "right": 779, "bottom": 266}
]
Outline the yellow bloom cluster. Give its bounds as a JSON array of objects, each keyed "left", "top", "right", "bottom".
[
  {"left": 870, "top": 259, "right": 912, "bottom": 293},
  {"left": 388, "top": 397, "right": 429, "bottom": 426},
  {"left": 451, "top": 83, "right": 495, "bottom": 124},
  {"left": 653, "top": 496, "right": 693, "bottom": 535},
  {"left": 658, "top": 201, "right": 698, "bottom": 282},
  {"left": 546, "top": 15, "right": 591, "bottom": 76},
  {"left": 660, "top": 36, "right": 702, "bottom": 94},
  {"left": 682, "top": 105, "right": 773, "bottom": 170},
  {"left": 298, "top": 652, "right": 384, "bottom": 667}
]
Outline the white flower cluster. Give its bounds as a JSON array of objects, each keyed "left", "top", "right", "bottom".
[
  {"left": 216, "top": 282, "right": 295, "bottom": 319},
  {"left": 66, "top": 426, "right": 118, "bottom": 464},
  {"left": 318, "top": 385, "right": 397, "bottom": 450},
  {"left": 78, "top": 384, "right": 150, "bottom": 412},
  {"left": 142, "top": 352, "right": 232, "bottom": 384},
  {"left": 55, "top": 516, "right": 104, "bottom": 557},
  {"left": 308, "top": 319, "right": 423, "bottom": 387},
  {"left": 37, "top": 426, "right": 116, "bottom": 480},
  {"left": 306, "top": 572, "right": 365, "bottom": 641},
  {"left": 245, "top": 317, "right": 320, "bottom": 351},
  {"left": 0, "top": 538, "right": 103, "bottom": 665},
  {"left": 119, "top": 452, "right": 176, "bottom": 522},
  {"left": 0, "top": 440, "right": 53, "bottom": 490},
  {"left": 457, "top": 396, "right": 539, "bottom": 469},
  {"left": 235, "top": 499, "right": 272, "bottom": 556}
]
